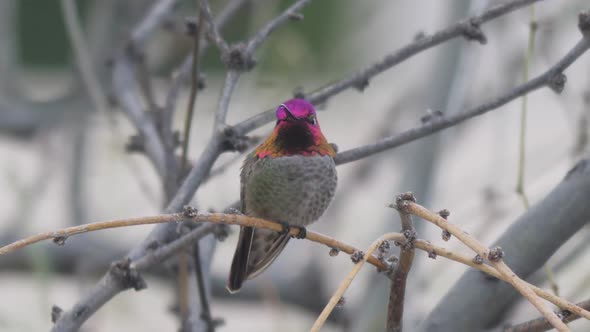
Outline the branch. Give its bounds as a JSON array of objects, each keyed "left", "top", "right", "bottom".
[
  {"left": 402, "top": 200, "right": 567, "bottom": 331},
  {"left": 387, "top": 193, "right": 417, "bottom": 332},
  {"left": 231, "top": 0, "right": 546, "bottom": 136},
  {"left": 504, "top": 299, "right": 590, "bottom": 332},
  {"left": 311, "top": 235, "right": 393, "bottom": 332},
  {"left": 421, "top": 158, "right": 590, "bottom": 331},
  {"left": 244, "top": 0, "right": 311, "bottom": 54},
  {"left": 333, "top": 34, "right": 589, "bottom": 165}
]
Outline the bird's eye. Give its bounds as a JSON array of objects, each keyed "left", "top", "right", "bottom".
[{"left": 307, "top": 115, "right": 317, "bottom": 125}]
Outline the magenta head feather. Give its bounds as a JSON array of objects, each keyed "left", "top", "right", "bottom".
[{"left": 276, "top": 99, "right": 317, "bottom": 122}]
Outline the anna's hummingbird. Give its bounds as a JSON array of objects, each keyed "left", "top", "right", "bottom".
[{"left": 227, "top": 99, "right": 337, "bottom": 293}]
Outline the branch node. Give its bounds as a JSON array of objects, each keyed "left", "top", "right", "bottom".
[
  {"left": 110, "top": 258, "right": 147, "bottom": 291},
  {"left": 125, "top": 134, "right": 145, "bottom": 153},
  {"left": 336, "top": 297, "right": 346, "bottom": 308},
  {"left": 222, "top": 43, "right": 256, "bottom": 71},
  {"left": 394, "top": 192, "right": 417, "bottom": 212},
  {"left": 473, "top": 254, "right": 484, "bottom": 264},
  {"left": 578, "top": 10, "right": 590, "bottom": 36},
  {"left": 182, "top": 205, "right": 198, "bottom": 218},
  {"left": 401, "top": 229, "right": 417, "bottom": 250},
  {"left": 548, "top": 72, "right": 567, "bottom": 93},
  {"left": 442, "top": 230, "right": 452, "bottom": 241},
  {"left": 53, "top": 236, "right": 68, "bottom": 246},
  {"left": 461, "top": 18, "right": 487, "bottom": 44},
  {"left": 222, "top": 126, "right": 255, "bottom": 152},
  {"left": 329, "top": 247, "right": 340, "bottom": 257},
  {"left": 353, "top": 77, "right": 370, "bottom": 92},
  {"left": 51, "top": 305, "right": 63, "bottom": 323},
  {"left": 350, "top": 250, "right": 365, "bottom": 263},
  {"left": 428, "top": 250, "right": 437, "bottom": 259},
  {"left": 421, "top": 109, "right": 444, "bottom": 124},
  {"left": 288, "top": 12, "right": 304, "bottom": 21},
  {"left": 379, "top": 240, "right": 391, "bottom": 253},
  {"left": 73, "top": 305, "right": 89, "bottom": 319},
  {"left": 488, "top": 246, "right": 504, "bottom": 262}
]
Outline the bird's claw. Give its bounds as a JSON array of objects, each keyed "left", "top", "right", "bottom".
[
  {"left": 277, "top": 222, "right": 307, "bottom": 239},
  {"left": 292, "top": 226, "right": 307, "bottom": 239},
  {"left": 278, "top": 221, "right": 290, "bottom": 236}
]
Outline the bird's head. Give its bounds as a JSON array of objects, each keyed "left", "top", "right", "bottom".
[{"left": 255, "top": 99, "right": 335, "bottom": 158}]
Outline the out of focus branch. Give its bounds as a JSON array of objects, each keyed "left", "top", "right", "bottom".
[
  {"left": 231, "top": 0, "right": 546, "bottom": 136},
  {"left": 503, "top": 299, "right": 590, "bottom": 332}
]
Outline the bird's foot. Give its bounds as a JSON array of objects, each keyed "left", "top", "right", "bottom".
[
  {"left": 277, "top": 222, "right": 307, "bottom": 239},
  {"left": 292, "top": 226, "right": 307, "bottom": 239},
  {"left": 278, "top": 221, "right": 290, "bottom": 236}
]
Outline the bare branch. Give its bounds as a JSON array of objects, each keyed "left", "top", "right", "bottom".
[
  {"left": 402, "top": 201, "right": 568, "bottom": 331},
  {"left": 333, "top": 35, "right": 589, "bottom": 165},
  {"left": 244, "top": 0, "right": 311, "bottom": 54},
  {"left": 387, "top": 193, "right": 417, "bottom": 332},
  {"left": 504, "top": 299, "right": 590, "bottom": 332},
  {"left": 200, "top": 0, "right": 229, "bottom": 54},
  {"left": 231, "top": 0, "right": 546, "bottom": 136}
]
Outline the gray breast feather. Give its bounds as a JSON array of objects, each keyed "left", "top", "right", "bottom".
[{"left": 243, "top": 155, "right": 337, "bottom": 226}]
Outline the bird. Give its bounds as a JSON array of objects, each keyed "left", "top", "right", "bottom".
[{"left": 227, "top": 98, "right": 338, "bottom": 293}]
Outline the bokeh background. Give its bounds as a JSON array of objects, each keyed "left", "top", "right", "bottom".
[{"left": 0, "top": 0, "right": 589, "bottom": 331}]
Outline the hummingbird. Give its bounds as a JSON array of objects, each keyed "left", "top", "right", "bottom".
[{"left": 227, "top": 98, "right": 338, "bottom": 293}]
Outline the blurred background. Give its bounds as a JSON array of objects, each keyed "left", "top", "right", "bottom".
[{"left": 0, "top": 0, "right": 589, "bottom": 331}]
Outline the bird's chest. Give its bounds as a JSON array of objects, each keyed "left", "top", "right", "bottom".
[{"left": 243, "top": 155, "right": 337, "bottom": 225}]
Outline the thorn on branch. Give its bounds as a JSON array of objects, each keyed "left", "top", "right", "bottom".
[
  {"left": 329, "top": 248, "right": 340, "bottom": 257},
  {"left": 579, "top": 10, "right": 590, "bottom": 36},
  {"left": 350, "top": 250, "right": 365, "bottom": 263},
  {"left": 125, "top": 134, "right": 145, "bottom": 153},
  {"left": 111, "top": 258, "right": 147, "bottom": 291},
  {"left": 51, "top": 305, "right": 63, "bottom": 323},
  {"left": 421, "top": 109, "right": 444, "bottom": 124},
  {"left": 288, "top": 12, "right": 304, "bottom": 21},
  {"left": 222, "top": 43, "right": 256, "bottom": 71},
  {"left": 473, "top": 254, "right": 484, "bottom": 264},
  {"left": 488, "top": 246, "right": 504, "bottom": 262},
  {"left": 53, "top": 236, "right": 67, "bottom": 246},
  {"left": 548, "top": 73, "right": 567, "bottom": 93},
  {"left": 461, "top": 18, "right": 487, "bottom": 44},
  {"left": 183, "top": 205, "right": 198, "bottom": 218}
]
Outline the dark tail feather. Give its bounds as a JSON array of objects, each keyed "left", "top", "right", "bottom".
[{"left": 227, "top": 226, "right": 254, "bottom": 293}]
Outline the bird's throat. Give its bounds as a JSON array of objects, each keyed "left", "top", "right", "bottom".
[{"left": 255, "top": 121, "right": 335, "bottom": 158}]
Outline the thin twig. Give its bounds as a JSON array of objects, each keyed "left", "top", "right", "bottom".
[
  {"left": 403, "top": 201, "right": 569, "bottom": 331},
  {"left": 181, "top": 1, "right": 205, "bottom": 173},
  {"left": 59, "top": 0, "right": 110, "bottom": 116},
  {"left": 311, "top": 235, "right": 394, "bottom": 332},
  {"left": 200, "top": 0, "right": 229, "bottom": 53},
  {"left": 192, "top": 243, "right": 215, "bottom": 332},
  {"left": 387, "top": 193, "right": 417, "bottom": 332},
  {"left": 231, "top": 0, "right": 546, "bottom": 136},
  {"left": 516, "top": 5, "right": 536, "bottom": 209},
  {"left": 333, "top": 35, "right": 590, "bottom": 165},
  {"left": 244, "top": 0, "right": 311, "bottom": 54},
  {"left": 504, "top": 299, "right": 590, "bottom": 332}
]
